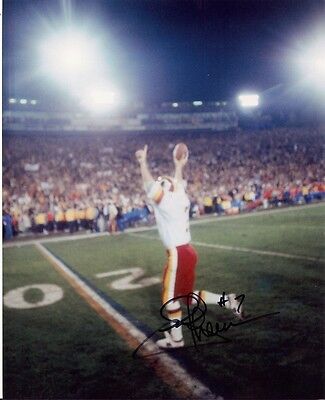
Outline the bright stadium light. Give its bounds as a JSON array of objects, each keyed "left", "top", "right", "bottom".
[
  {"left": 238, "top": 94, "right": 259, "bottom": 108},
  {"left": 39, "top": 28, "right": 102, "bottom": 86},
  {"left": 9, "top": 98, "right": 17, "bottom": 104},
  {"left": 193, "top": 101, "right": 203, "bottom": 106},
  {"left": 288, "top": 25, "right": 325, "bottom": 92},
  {"left": 19, "top": 99, "right": 28, "bottom": 105},
  {"left": 37, "top": 22, "right": 128, "bottom": 109},
  {"left": 295, "top": 43, "right": 325, "bottom": 84},
  {"left": 80, "top": 83, "right": 122, "bottom": 113},
  {"left": 312, "top": 56, "right": 325, "bottom": 78}
]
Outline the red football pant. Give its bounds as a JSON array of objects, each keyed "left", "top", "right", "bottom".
[{"left": 162, "top": 244, "right": 198, "bottom": 309}]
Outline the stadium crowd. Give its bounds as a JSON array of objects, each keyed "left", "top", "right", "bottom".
[{"left": 3, "top": 127, "right": 324, "bottom": 239}]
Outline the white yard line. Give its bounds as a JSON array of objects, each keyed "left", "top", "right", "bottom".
[
  {"left": 191, "top": 241, "right": 325, "bottom": 263},
  {"left": 3, "top": 202, "right": 324, "bottom": 249},
  {"left": 128, "top": 233, "right": 325, "bottom": 263},
  {"left": 35, "top": 242, "right": 219, "bottom": 400},
  {"left": 3, "top": 231, "right": 110, "bottom": 248}
]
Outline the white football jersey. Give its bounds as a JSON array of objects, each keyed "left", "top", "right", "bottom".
[{"left": 146, "top": 178, "right": 191, "bottom": 249}]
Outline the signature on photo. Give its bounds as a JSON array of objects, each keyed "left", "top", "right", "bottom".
[{"left": 133, "top": 292, "right": 280, "bottom": 358}]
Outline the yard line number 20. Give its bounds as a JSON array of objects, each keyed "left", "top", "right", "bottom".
[{"left": 4, "top": 268, "right": 160, "bottom": 309}]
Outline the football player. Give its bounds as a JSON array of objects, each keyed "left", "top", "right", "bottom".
[{"left": 135, "top": 144, "right": 242, "bottom": 348}]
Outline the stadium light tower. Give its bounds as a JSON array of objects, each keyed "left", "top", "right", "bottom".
[{"left": 238, "top": 93, "right": 259, "bottom": 108}]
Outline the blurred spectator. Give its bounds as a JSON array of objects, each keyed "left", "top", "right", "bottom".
[
  {"left": 86, "top": 204, "right": 97, "bottom": 233},
  {"left": 46, "top": 211, "right": 55, "bottom": 232},
  {"left": 3, "top": 210, "right": 13, "bottom": 240},
  {"left": 77, "top": 206, "right": 87, "bottom": 230},
  {"left": 65, "top": 206, "right": 76, "bottom": 234},
  {"left": 108, "top": 202, "right": 118, "bottom": 233},
  {"left": 203, "top": 195, "right": 213, "bottom": 214},
  {"left": 55, "top": 207, "right": 65, "bottom": 231},
  {"left": 35, "top": 211, "right": 47, "bottom": 234}
]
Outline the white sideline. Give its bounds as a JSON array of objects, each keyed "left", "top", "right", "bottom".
[
  {"left": 128, "top": 233, "right": 325, "bottom": 263},
  {"left": 35, "top": 242, "right": 219, "bottom": 400},
  {"left": 3, "top": 202, "right": 324, "bottom": 249}
]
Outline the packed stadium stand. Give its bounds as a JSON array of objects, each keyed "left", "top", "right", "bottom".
[{"left": 3, "top": 125, "right": 324, "bottom": 239}]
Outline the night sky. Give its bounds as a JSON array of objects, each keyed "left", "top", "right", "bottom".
[{"left": 3, "top": 0, "right": 325, "bottom": 104}]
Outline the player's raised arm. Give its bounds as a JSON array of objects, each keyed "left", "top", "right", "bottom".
[
  {"left": 173, "top": 143, "right": 188, "bottom": 183},
  {"left": 135, "top": 145, "right": 155, "bottom": 188}
]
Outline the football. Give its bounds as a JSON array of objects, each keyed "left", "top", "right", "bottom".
[{"left": 173, "top": 142, "right": 189, "bottom": 160}]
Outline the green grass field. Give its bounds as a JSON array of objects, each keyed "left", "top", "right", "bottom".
[{"left": 3, "top": 204, "right": 325, "bottom": 399}]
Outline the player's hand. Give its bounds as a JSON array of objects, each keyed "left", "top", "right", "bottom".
[
  {"left": 173, "top": 152, "right": 188, "bottom": 167},
  {"left": 135, "top": 145, "right": 148, "bottom": 164}
]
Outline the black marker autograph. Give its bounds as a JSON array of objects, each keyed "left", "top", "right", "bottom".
[{"left": 133, "top": 292, "right": 280, "bottom": 358}]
